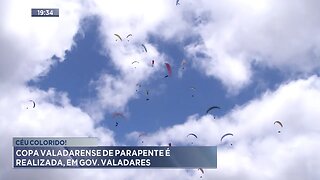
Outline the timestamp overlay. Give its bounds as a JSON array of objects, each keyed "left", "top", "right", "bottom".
[{"left": 31, "top": 8, "right": 59, "bottom": 17}]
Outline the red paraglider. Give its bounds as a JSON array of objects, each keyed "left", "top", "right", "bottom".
[{"left": 165, "top": 63, "right": 172, "bottom": 77}]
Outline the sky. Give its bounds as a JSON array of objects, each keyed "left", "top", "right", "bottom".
[{"left": 1, "top": 0, "right": 320, "bottom": 179}]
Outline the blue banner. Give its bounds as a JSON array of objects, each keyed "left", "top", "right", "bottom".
[{"left": 13, "top": 146, "right": 217, "bottom": 168}]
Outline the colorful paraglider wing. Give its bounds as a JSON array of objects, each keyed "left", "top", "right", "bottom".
[
  {"left": 141, "top": 44, "right": 147, "bottom": 52},
  {"left": 220, "top": 133, "right": 233, "bottom": 142},
  {"left": 206, "top": 106, "right": 221, "bottom": 114},
  {"left": 165, "top": 63, "right": 172, "bottom": 76},
  {"left": 114, "top": 34, "right": 122, "bottom": 41}
]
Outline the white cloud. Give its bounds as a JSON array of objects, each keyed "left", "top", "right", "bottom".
[
  {"left": 1, "top": 0, "right": 320, "bottom": 179},
  {"left": 141, "top": 75, "right": 320, "bottom": 179},
  {"left": 0, "top": 86, "right": 116, "bottom": 179},
  {"left": 183, "top": 0, "right": 320, "bottom": 92},
  {"left": 0, "top": 0, "right": 86, "bottom": 85}
]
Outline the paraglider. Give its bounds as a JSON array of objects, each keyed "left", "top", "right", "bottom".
[
  {"left": 198, "top": 168, "right": 204, "bottom": 178},
  {"left": 145, "top": 90, "right": 150, "bottom": 101},
  {"left": 136, "top": 83, "right": 142, "bottom": 92},
  {"left": 112, "top": 112, "right": 125, "bottom": 118},
  {"left": 126, "top": 34, "right": 132, "bottom": 41},
  {"left": 141, "top": 44, "right": 147, "bottom": 52},
  {"left": 187, "top": 133, "right": 198, "bottom": 138},
  {"left": 151, "top": 60, "right": 155, "bottom": 67},
  {"left": 206, "top": 106, "right": 220, "bottom": 114},
  {"left": 139, "top": 133, "right": 147, "bottom": 144},
  {"left": 187, "top": 133, "right": 198, "bottom": 145},
  {"left": 190, "top": 87, "right": 196, "bottom": 97},
  {"left": 206, "top": 106, "right": 221, "bottom": 119},
  {"left": 114, "top": 34, "right": 122, "bottom": 41},
  {"left": 165, "top": 63, "right": 172, "bottom": 77},
  {"left": 132, "top": 61, "right": 139, "bottom": 68},
  {"left": 274, "top": 121, "right": 283, "bottom": 133},
  {"left": 26, "top": 100, "right": 36, "bottom": 109},
  {"left": 220, "top": 133, "right": 234, "bottom": 146},
  {"left": 181, "top": 60, "right": 187, "bottom": 70},
  {"left": 112, "top": 112, "right": 126, "bottom": 127}
]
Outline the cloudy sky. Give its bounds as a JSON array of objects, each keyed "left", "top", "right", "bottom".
[{"left": 1, "top": 0, "right": 320, "bottom": 179}]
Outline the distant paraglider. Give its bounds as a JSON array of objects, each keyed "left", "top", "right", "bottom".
[
  {"left": 187, "top": 133, "right": 198, "bottom": 145},
  {"left": 141, "top": 44, "right": 147, "bottom": 52},
  {"left": 151, "top": 60, "right": 155, "bottom": 67},
  {"left": 114, "top": 34, "right": 122, "bottom": 41},
  {"left": 176, "top": 0, "right": 180, "bottom": 6},
  {"left": 136, "top": 83, "right": 142, "bottom": 92},
  {"left": 165, "top": 63, "right": 172, "bottom": 77},
  {"left": 132, "top": 61, "right": 139, "bottom": 68},
  {"left": 198, "top": 168, "right": 204, "bottom": 178},
  {"left": 181, "top": 60, "right": 187, "bottom": 70},
  {"left": 187, "top": 133, "right": 198, "bottom": 138},
  {"left": 145, "top": 90, "right": 150, "bottom": 101},
  {"left": 274, "top": 121, "right": 283, "bottom": 133},
  {"left": 112, "top": 112, "right": 126, "bottom": 127},
  {"left": 220, "top": 133, "right": 234, "bottom": 146},
  {"left": 206, "top": 106, "right": 221, "bottom": 119},
  {"left": 26, "top": 100, "right": 36, "bottom": 109},
  {"left": 139, "top": 133, "right": 147, "bottom": 144},
  {"left": 126, "top": 34, "right": 132, "bottom": 41},
  {"left": 112, "top": 112, "right": 125, "bottom": 119},
  {"left": 190, "top": 87, "right": 196, "bottom": 97}
]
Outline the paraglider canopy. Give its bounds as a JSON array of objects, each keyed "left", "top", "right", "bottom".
[
  {"left": 132, "top": 61, "right": 139, "bottom": 68},
  {"left": 112, "top": 112, "right": 126, "bottom": 119},
  {"left": 274, "top": 121, "right": 283, "bottom": 133},
  {"left": 198, "top": 168, "right": 204, "bottom": 178},
  {"left": 220, "top": 133, "right": 234, "bottom": 146},
  {"left": 126, "top": 34, "right": 132, "bottom": 41},
  {"left": 114, "top": 34, "right": 122, "bottom": 41},
  {"left": 187, "top": 133, "right": 198, "bottom": 145},
  {"left": 206, "top": 106, "right": 221, "bottom": 119},
  {"left": 165, "top": 63, "right": 172, "bottom": 77},
  {"left": 187, "top": 133, "right": 198, "bottom": 138},
  {"left": 26, "top": 100, "right": 36, "bottom": 109},
  {"left": 139, "top": 133, "right": 147, "bottom": 144},
  {"left": 141, "top": 44, "right": 147, "bottom": 52},
  {"left": 190, "top": 87, "right": 196, "bottom": 97},
  {"left": 206, "top": 106, "right": 220, "bottom": 114}
]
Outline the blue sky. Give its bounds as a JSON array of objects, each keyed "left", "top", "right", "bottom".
[{"left": 31, "top": 16, "right": 286, "bottom": 143}]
